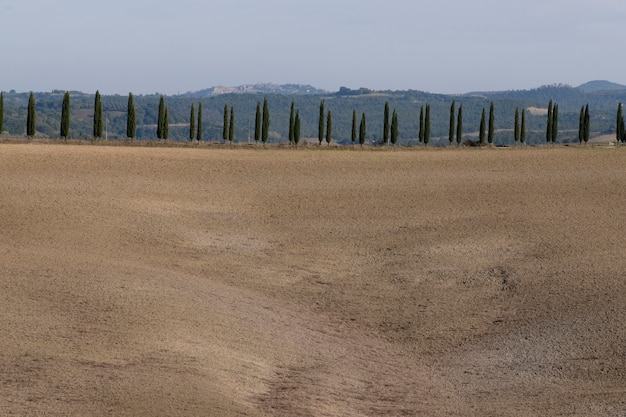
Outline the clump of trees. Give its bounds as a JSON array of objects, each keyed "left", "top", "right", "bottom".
[{"left": 546, "top": 100, "right": 559, "bottom": 144}]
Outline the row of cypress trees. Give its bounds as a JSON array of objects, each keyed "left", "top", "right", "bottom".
[{"left": 5, "top": 92, "right": 623, "bottom": 146}]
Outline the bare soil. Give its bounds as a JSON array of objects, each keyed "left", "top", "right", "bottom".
[{"left": 1, "top": 143, "right": 626, "bottom": 416}]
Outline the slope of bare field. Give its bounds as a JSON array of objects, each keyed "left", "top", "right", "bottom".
[{"left": 1, "top": 144, "right": 626, "bottom": 416}]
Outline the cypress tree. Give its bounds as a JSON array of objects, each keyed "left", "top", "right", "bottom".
[
  {"left": 546, "top": 99, "right": 553, "bottom": 144},
  {"left": 189, "top": 103, "right": 196, "bottom": 141},
  {"left": 418, "top": 106, "right": 424, "bottom": 143},
  {"left": 326, "top": 110, "right": 332, "bottom": 145},
  {"left": 383, "top": 101, "right": 390, "bottom": 145},
  {"left": 449, "top": 101, "right": 455, "bottom": 145},
  {"left": 620, "top": 114, "right": 626, "bottom": 143},
  {"left": 456, "top": 105, "right": 463, "bottom": 146},
  {"left": 223, "top": 104, "right": 229, "bottom": 141},
  {"left": 294, "top": 110, "right": 301, "bottom": 146},
  {"left": 318, "top": 99, "right": 325, "bottom": 145},
  {"left": 289, "top": 101, "right": 295, "bottom": 144},
  {"left": 584, "top": 104, "right": 590, "bottom": 144},
  {"left": 488, "top": 102, "right": 494, "bottom": 145},
  {"left": 521, "top": 108, "right": 526, "bottom": 145},
  {"left": 359, "top": 113, "right": 366, "bottom": 146},
  {"left": 27, "top": 92, "right": 36, "bottom": 137},
  {"left": 93, "top": 90, "right": 103, "bottom": 139},
  {"left": 424, "top": 104, "right": 431, "bottom": 145},
  {"left": 196, "top": 102, "right": 203, "bottom": 141},
  {"left": 479, "top": 108, "right": 486, "bottom": 144},
  {"left": 0, "top": 91, "right": 3, "bottom": 135},
  {"left": 351, "top": 110, "right": 357, "bottom": 144},
  {"left": 262, "top": 97, "right": 269, "bottom": 145},
  {"left": 514, "top": 107, "right": 520, "bottom": 145},
  {"left": 127, "top": 92, "right": 136, "bottom": 140},
  {"left": 229, "top": 106, "right": 235, "bottom": 143},
  {"left": 579, "top": 105, "right": 585, "bottom": 144},
  {"left": 157, "top": 95, "right": 165, "bottom": 139},
  {"left": 254, "top": 102, "right": 261, "bottom": 143},
  {"left": 60, "top": 91, "right": 70, "bottom": 139},
  {"left": 551, "top": 103, "right": 558, "bottom": 143},
  {"left": 163, "top": 107, "right": 169, "bottom": 141},
  {"left": 391, "top": 109, "right": 398, "bottom": 146},
  {"left": 616, "top": 103, "right": 623, "bottom": 143}
]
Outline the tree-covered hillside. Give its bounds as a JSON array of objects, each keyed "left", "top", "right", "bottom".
[{"left": 1, "top": 84, "right": 625, "bottom": 146}]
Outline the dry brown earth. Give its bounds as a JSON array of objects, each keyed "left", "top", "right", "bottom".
[{"left": 1, "top": 143, "right": 626, "bottom": 416}]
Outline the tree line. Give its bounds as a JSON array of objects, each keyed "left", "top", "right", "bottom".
[{"left": 2, "top": 90, "right": 623, "bottom": 147}]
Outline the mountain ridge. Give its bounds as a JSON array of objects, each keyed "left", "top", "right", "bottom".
[{"left": 177, "top": 80, "right": 626, "bottom": 98}]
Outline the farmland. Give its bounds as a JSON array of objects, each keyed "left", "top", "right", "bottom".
[{"left": 1, "top": 144, "right": 625, "bottom": 416}]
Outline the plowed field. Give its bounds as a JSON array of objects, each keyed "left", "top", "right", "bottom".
[{"left": 1, "top": 143, "right": 625, "bottom": 416}]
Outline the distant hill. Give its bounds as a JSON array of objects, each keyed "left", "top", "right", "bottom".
[
  {"left": 181, "top": 83, "right": 328, "bottom": 98},
  {"left": 576, "top": 80, "right": 626, "bottom": 93}
]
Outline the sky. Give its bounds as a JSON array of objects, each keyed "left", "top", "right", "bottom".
[{"left": 1, "top": 0, "right": 625, "bottom": 95}]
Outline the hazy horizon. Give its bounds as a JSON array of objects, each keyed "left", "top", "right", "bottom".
[{"left": 1, "top": 0, "right": 624, "bottom": 96}]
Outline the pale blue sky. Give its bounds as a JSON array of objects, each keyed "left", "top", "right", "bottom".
[{"left": 1, "top": 0, "right": 624, "bottom": 94}]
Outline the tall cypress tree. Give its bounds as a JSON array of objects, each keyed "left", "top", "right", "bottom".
[
  {"left": 391, "top": 109, "right": 398, "bottom": 146},
  {"left": 289, "top": 101, "right": 295, "bottom": 144},
  {"left": 262, "top": 97, "right": 269, "bottom": 145},
  {"left": 546, "top": 99, "right": 553, "bottom": 144},
  {"left": 318, "top": 99, "right": 325, "bottom": 145},
  {"left": 93, "top": 90, "right": 103, "bottom": 139},
  {"left": 0, "top": 91, "right": 3, "bottom": 135},
  {"left": 424, "top": 104, "right": 431, "bottom": 145},
  {"left": 351, "top": 110, "right": 357, "bottom": 144},
  {"left": 449, "top": 101, "right": 455, "bottom": 145},
  {"left": 189, "top": 103, "right": 196, "bottom": 141},
  {"left": 359, "top": 113, "right": 366, "bottom": 146},
  {"left": 615, "top": 103, "right": 626, "bottom": 143},
  {"left": 326, "top": 110, "right": 332, "bottom": 145},
  {"left": 223, "top": 104, "right": 229, "bottom": 141},
  {"left": 479, "top": 108, "right": 486, "bottom": 144},
  {"left": 488, "top": 101, "right": 494, "bottom": 145},
  {"left": 418, "top": 106, "right": 424, "bottom": 143},
  {"left": 157, "top": 95, "right": 165, "bottom": 139},
  {"left": 383, "top": 101, "right": 390, "bottom": 145},
  {"left": 551, "top": 103, "right": 558, "bottom": 143},
  {"left": 521, "top": 108, "right": 526, "bottom": 145},
  {"left": 27, "top": 92, "right": 36, "bottom": 137},
  {"left": 163, "top": 107, "right": 169, "bottom": 141},
  {"left": 254, "top": 102, "right": 261, "bottom": 143},
  {"left": 196, "top": 102, "right": 203, "bottom": 141},
  {"left": 127, "top": 92, "right": 136, "bottom": 140},
  {"left": 616, "top": 103, "right": 623, "bottom": 143},
  {"left": 514, "top": 107, "right": 520, "bottom": 145},
  {"left": 584, "top": 104, "right": 590, "bottom": 144},
  {"left": 456, "top": 105, "right": 463, "bottom": 146},
  {"left": 229, "top": 106, "right": 235, "bottom": 143},
  {"left": 60, "top": 91, "right": 70, "bottom": 139},
  {"left": 294, "top": 110, "right": 301, "bottom": 146},
  {"left": 579, "top": 105, "right": 585, "bottom": 144}
]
